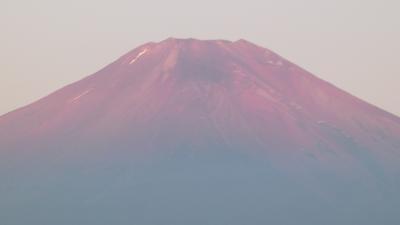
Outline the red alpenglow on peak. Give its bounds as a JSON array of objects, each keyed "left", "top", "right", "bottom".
[{"left": 0, "top": 38, "right": 400, "bottom": 225}]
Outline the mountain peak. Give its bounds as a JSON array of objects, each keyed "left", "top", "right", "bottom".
[
  {"left": 1, "top": 37, "right": 399, "bottom": 151},
  {"left": 163, "top": 37, "right": 233, "bottom": 43},
  {"left": 143, "top": 37, "right": 260, "bottom": 50}
]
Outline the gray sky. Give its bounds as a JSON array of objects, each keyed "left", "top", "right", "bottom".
[{"left": 1, "top": 0, "right": 399, "bottom": 116}]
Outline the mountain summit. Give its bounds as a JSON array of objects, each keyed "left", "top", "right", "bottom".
[{"left": 1, "top": 38, "right": 400, "bottom": 225}]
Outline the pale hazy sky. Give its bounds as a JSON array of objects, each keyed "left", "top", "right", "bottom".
[{"left": 1, "top": 0, "right": 399, "bottom": 116}]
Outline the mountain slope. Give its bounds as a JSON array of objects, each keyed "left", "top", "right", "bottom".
[{"left": 1, "top": 38, "right": 400, "bottom": 225}]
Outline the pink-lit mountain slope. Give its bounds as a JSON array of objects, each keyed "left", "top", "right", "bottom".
[{"left": 0, "top": 38, "right": 400, "bottom": 225}]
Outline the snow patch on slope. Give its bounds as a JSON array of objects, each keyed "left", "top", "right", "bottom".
[
  {"left": 267, "top": 59, "right": 284, "bottom": 67},
  {"left": 69, "top": 89, "right": 93, "bottom": 103},
  {"left": 129, "top": 49, "right": 148, "bottom": 64}
]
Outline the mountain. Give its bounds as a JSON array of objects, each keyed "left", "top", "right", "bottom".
[{"left": 1, "top": 38, "right": 400, "bottom": 225}]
